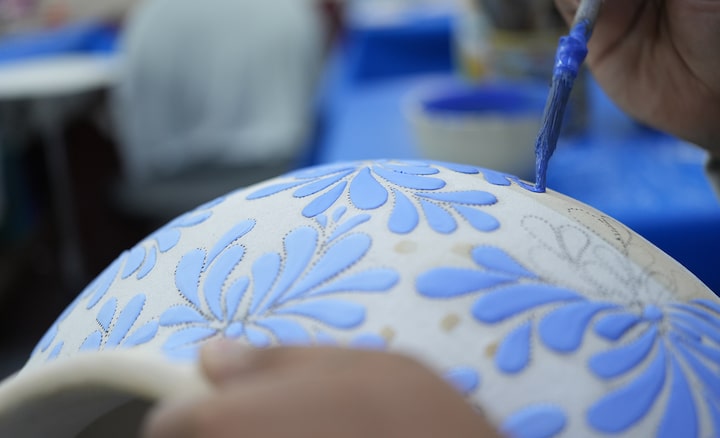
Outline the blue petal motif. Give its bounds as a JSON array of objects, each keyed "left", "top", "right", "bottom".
[
  {"left": 444, "top": 367, "right": 480, "bottom": 395},
  {"left": 388, "top": 189, "right": 419, "bottom": 234},
  {"left": 86, "top": 254, "right": 124, "bottom": 309},
  {"left": 206, "top": 220, "right": 255, "bottom": 266},
  {"left": 350, "top": 333, "right": 387, "bottom": 350},
  {"left": 164, "top": 326, "right": 218, "bottom": 352},
  {"left": 80, "top": 331, "right": 103, "bottom": 351},
  {"left": 225, "top": 277, "right": 250, "bottom": 322},
  {"left": 471, "top": 246, "right": 536, "bottom": 279},
  {"left": 383, "top": 162, "right": 439, "bottom": 175},
  {"left": 418, "top": 191, "right": 496, "bottom": 205},
  {"left": 246, "top": 326, "right": 272, "bottom": 347},
  {"left": 121, "top": 246, "right": 145, "bottom": 279},
  {"left": 420, "top": 199, "right": 456, "bottom": 234},
  {"left": 327, "top": 214, "right": 371, "bottom": 243},
  {"left": 310, "top": 269, "right": 399, "bottom": 297},
  {"left": 539, "top": 301, "right": 617, "bottom": 353},
  {"left": 248, "top": 253, "right": 281, "bottom": 315},
  {"left": 473, "top": 285, "right": 582, "bottom": 324},
  {"left": 433, "top": 161, "right": 479, "bottom": 174},
  {"left": 204, "top": 245, "right": 245, "bottom": 321},
  {"left": 372, "top": 165, "right": 445, "bottom": 190},
  {"left": 246, "top": 180, "right": 305, "bottom": 200},
  {"left": 275, "top": 300, "right": 366, "bottom": 329},
  {"left": 302, "top": 181, "right": 347, "bottom": 218},
  {"left": 658, "top": 355, "right": 698, "bottom": 438},
  {"left": 96, "top": 298, "right": 117, "bottom": 332},
  {"left": 502, "top": 405, "right": 567, "bottom": 438},
  {"left": 283, "top": 233, "right": 371, "bottom": 302},
  {"left": 106, "top": 294, "right": 146, "bottom": 348},
  {"left": 294, "top": 171, "right": 351, "bottom": 198},
  {"left": 587, "top": 342, "right": 667, "bottom": 433},
  {"left": 417, "top": 269, "right": 516, "bottom": 299},
  {"left": 594, "top": 312, "right": 642, "bottom": 341},
  {"left": 589, "top": 326, "right": 658, "bottom": 379},
  {"left": 349, "top": 168, "right": 388, "bottom": 210},
  {"left": 496, "top": 321, "right": 532, "bottom": 374},
  {"left": 123, "top": 321, "right": 159, "bottom": 348},
  {"left": 160, "top": 306, "right": 207, "bottom": 326},
  {"left": 454, "top": 205, "right": 500, "bottom": 232},
  {"left": 175, "top": 249, "right": 206, "bottom": 309}
]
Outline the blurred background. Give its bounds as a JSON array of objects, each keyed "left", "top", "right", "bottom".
[{"left": 0, "top": 0, "right": 718, "bottom": 379}]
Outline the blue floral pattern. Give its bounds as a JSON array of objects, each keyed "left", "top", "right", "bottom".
[
  {"left": 80, "top": 294, "right": 159, "bottom": 351},
  {"left": 159, "top": 208, "right": 400, "bottom": 358},
  {"left": 30, "top": 198, "right": 222, "bottom": 361},
  {"left": 417, "top": 244, "right": 720, "bottom": 437},
  {"left": 247, "top": 161, "right": 505, "bottom": 235}
]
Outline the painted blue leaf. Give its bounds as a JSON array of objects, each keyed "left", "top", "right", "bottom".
[
  {"left": 137, "top": 245, "right": 157, "bottom": 279},
  {"left": 419, "top": 191, "right": 496, "bottom": 206},
  {"left": 539, "top": 301, "right": 618, "bottom": 353},
  {"left": 107, "top": 294, "right": 146, "bottom": 348},
  {"left": 121, "top": 246, "right": 145, "bottom": 279},
  {"left": 481, "top": 169, "right": 513, "bottom": 186},
  {"left": 388, "top": 189, "right": 419, "bottom": 234},
  {"left": 384, "top": 163, "right": 439, "bottom": 175},
  {"left": 154, "top": 228, "right": 180, "bottom": 253},
  {"left": 310, "top": 269, "right": 398, "bottom": 297},
  {"left": 437, "top": 161, "right": 480, "bottom": 174},
  {"left": 643, "top": 304, "right": 664, "bottom": 321},
  {"left": 256, "top": 317, "right": 310, "bottom": 345},
  {"left": 373, "top": 165, "right": 445, "bottom": 190},
  {"left": 283, "top": 233, "right": 371, "bottom": 302},
  {"left": 35, "top": 324, "right": 58, "bottom": 355},
  {"left": 246, "top": 180, "right": 305, "bottom": 200},
  {"left": 258, "top": 227, "right": 318, "bottom": 314},
  {"left": 80, "top": 331, "right": 103, "bottom": 351},
  {"left": 455, "top": 205, "right": 500, "bottom": 232},
  {"left": 328, "top": 214, "right": 371, "bottom": 243},
  {"left": 672, "top": 321, "right": 703, "bottom": 343},
  {"left": 48, "top": 342, "right": 63, "bottom": 361},
  {"left": 123, "top": 320, "right": 159, "bottom": 347},
  {"left": 246, "top": 326, "right": 272, "bottom": 347},
  {"left": 444, "top": 367, "right": 480, "bottom": 395},
  {"left": 164, "top": 326, "right": 218, "bottom": 351},
  {"left": 657, "top": 355, "right": 698, "bottom": 438},
  {"left": 206, "top": 220, "right": 255, "bottom": 266},
  {"left": 294, "top": 172, "right": 349, "bottom": 198},
  {"left": 473, "top": 285, "right": 583, "bottom": 324},
  {"left": 417, "top": 268, "right": 516, "bottom": 299},
  {"left": 225, "top": 277, "right": 250, "bottom": 322},
  {"left": 289, "top": 163, "right": 355, "bottom": 180},
  {"left": 594, "top": 312, "right": 641, "bottom": 340},
  {"left": 175, "top": 210, "right": 213, "bottom": 228},
  {"left": 496, "top": 321, "right": 532, "bottom": 374},
  {"left": 96, "top": 298, "right": 117, "bottom": 332},
  {"left": 674, "top": 341, "right": 720, "bottom": 400},
  {"left": 86, "top": 254, "right": 124, "bottom": 309},
  {"left": 472, "top": 246, "right": 536, "bottom": 279},
  {"left": 175, "top": 249, "right": 206, "bottom": 309},
  {"left": 204, "top": 245, "right": 246, "bottom": 321},
  {"left": 332, "top": 206, "right": 347, "bottom": 222},
  {"left": 315, "top": 214, "right": 328, "bottom": 228},
  {"left": 160, "top": 305, "right": 207, "bottom": 326},
  {"left": 587, "top": 343, "right": 667, "bottom": 433},
  {"left": 302, "top": 181, "right": 347, "bottom": 218},
  {"left": 706, "top": 393, "right": 720, "bottom": 438},
  {"left": 225, "top": 322, "right": 244, "bottom": 339},
  {"left": 349, "top": 168, "right": 388, "bottom": 210},
  {"left": 501, "top": 405, "right": 567, "bottom": 438},
  {"left": 275, "top": 300, "right": 366, "bottom": 329},
  {"left": 420, "top": 200, "right": 456, "bottom": 234},
  {"left": 670, "top": 311, "right": 720, "bottom": 344},
  {"left": 677, "top": 334, "right": 720, "bottom": 363},
  {"left": 350, "top": 333, "right": 387, "bottom": 350},
  {"left": 590, "top": 326, "right": 659, "bottom": 379},
  {"left": 249, "top": 253, "right": 282, "bottom": 315},
  {"left": 694, "top": 299, "right": 720, "bottom": 316},
  {"left": 671, "top": 303, "right": 720, "bottom": 329}
]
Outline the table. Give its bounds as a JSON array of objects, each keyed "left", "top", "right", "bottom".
[
  {"left": 312, "top": 6, "right": 720, "bottom": 293},
  {"left": 0, "top": 54, "right": 117, "bottom": 290}
]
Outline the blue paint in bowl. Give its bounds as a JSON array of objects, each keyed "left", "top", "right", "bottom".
[{"left": 421, "top": 81, "right": 546, "bottom": 118}]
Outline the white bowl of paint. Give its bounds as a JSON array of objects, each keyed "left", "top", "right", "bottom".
[{"left": 407, "top": 80, "right": 545, "bottom": 179}]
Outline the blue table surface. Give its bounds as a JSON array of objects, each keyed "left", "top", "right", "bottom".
[{"left": 313, "top": 11, "right": 720, "bottom": 293}]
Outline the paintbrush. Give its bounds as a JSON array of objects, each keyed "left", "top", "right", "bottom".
[{"left": 533, "top": 0, "right": 603, "bottom": 192}]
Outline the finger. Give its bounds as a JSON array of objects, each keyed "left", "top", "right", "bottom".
[{"left": 200, "top": 341, "right": 367, "bottom": 385}]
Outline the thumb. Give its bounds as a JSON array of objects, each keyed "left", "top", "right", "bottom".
[{"left": 200, "top": 339, "right": 259, "bottom": 385}]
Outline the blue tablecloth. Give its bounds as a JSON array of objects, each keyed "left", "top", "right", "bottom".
[{"left": 313, "top": 10, "right": 720, "bottom": 293}]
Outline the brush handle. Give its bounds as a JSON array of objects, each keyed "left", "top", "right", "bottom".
[{"left": 572, "top": 0, "right": 602, "bottom": 37}]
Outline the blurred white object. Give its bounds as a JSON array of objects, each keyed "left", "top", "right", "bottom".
[
  {"left": 407, "top": 79, "right": 544, "bottom": 179},
  {"left": 113, "top": 0, "right": 324, "bottom": 185}
]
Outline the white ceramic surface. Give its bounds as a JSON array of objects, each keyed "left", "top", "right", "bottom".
[{"left": 0, "top": 159, "right": 718, "bottom": 438}]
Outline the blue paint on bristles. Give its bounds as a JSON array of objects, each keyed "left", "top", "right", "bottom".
[{"left": 533, "top": 0, "right": 601, "bottom": 192}]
